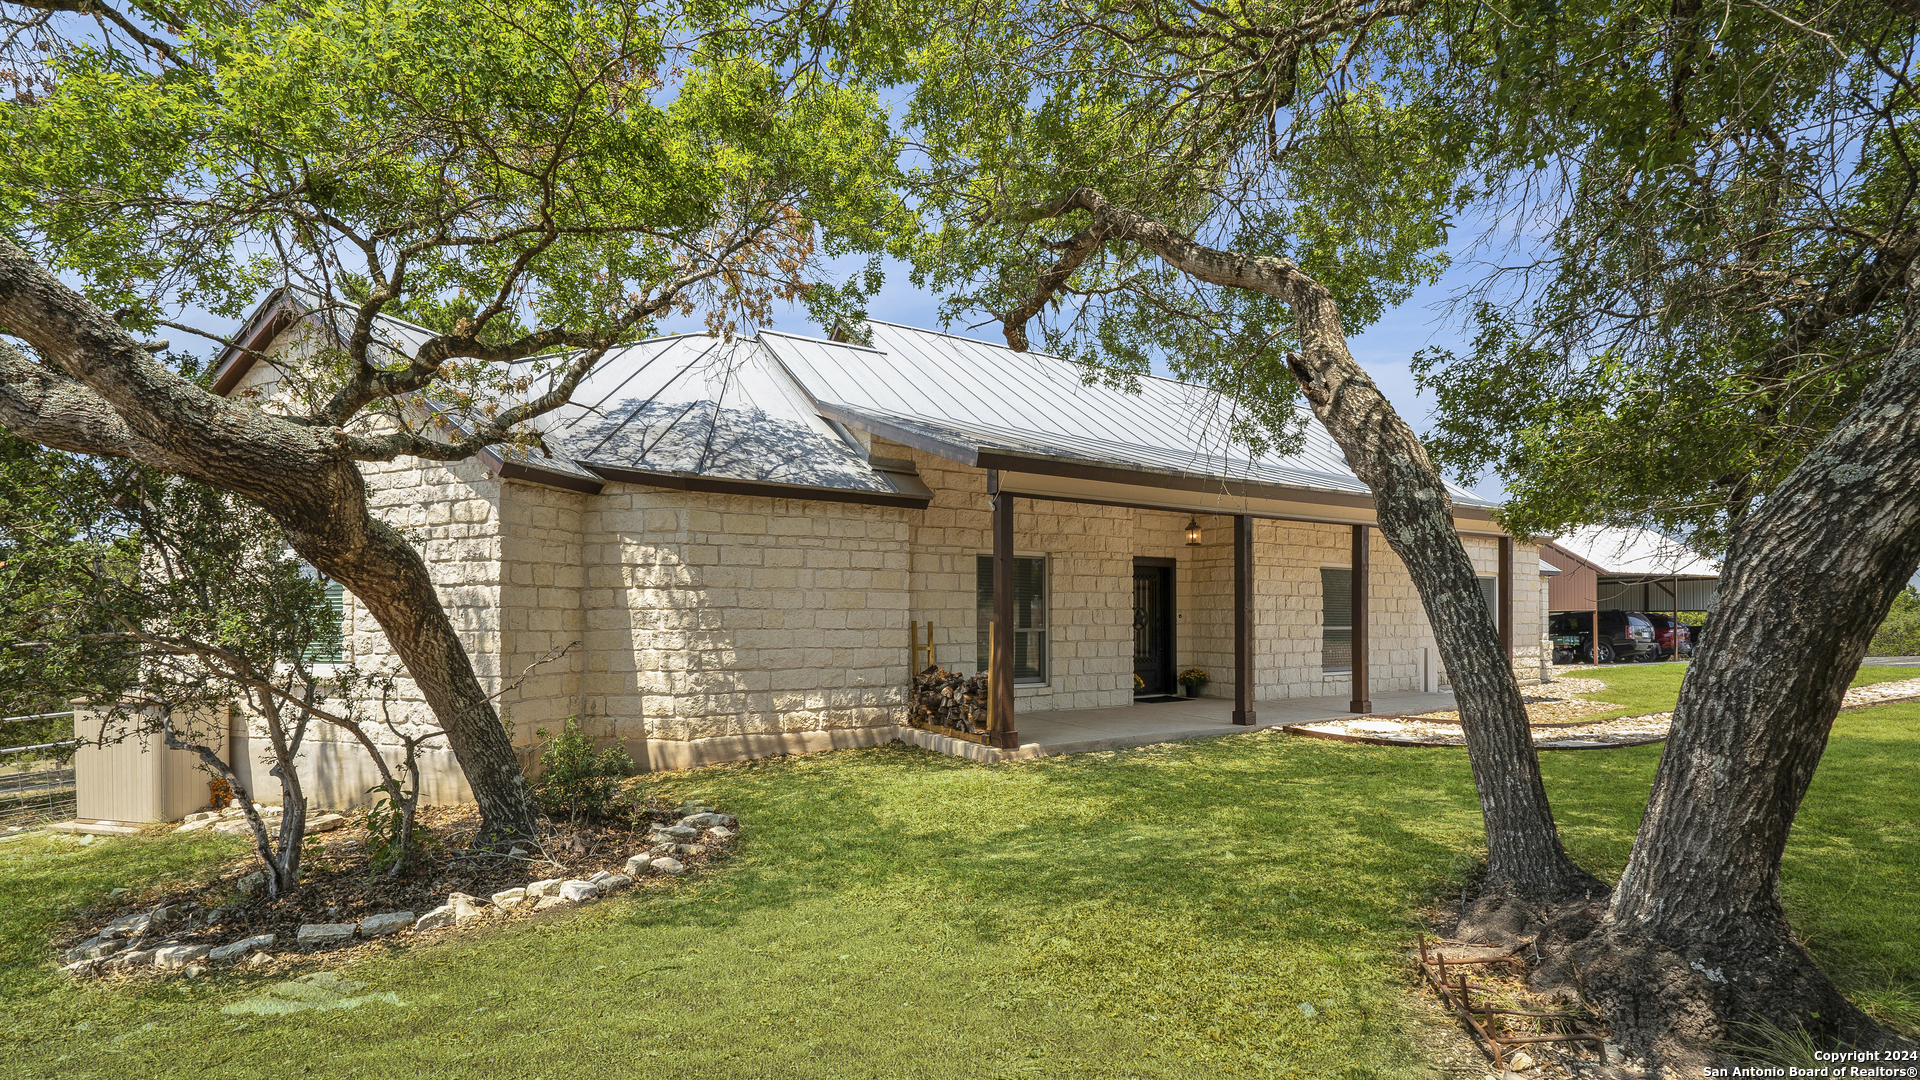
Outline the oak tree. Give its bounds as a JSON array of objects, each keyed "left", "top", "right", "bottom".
[{"left": 0, "top": 0, "right": 902, "bottom": 841}]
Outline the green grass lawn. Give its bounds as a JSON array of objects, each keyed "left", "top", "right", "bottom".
[
  {"left": 2, "top": 666, "right": 1914, "bottom": 1078},
  {"left": 1554, "top": 661, "right": 1919, "bottom": 721}
]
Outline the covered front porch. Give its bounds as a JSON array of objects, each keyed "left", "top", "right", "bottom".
[
  {"left": 945, "top": 465, "right": 1521, "bottom": 753},
  {"left": 900, "top": 685, "right": 1463, "bottom": 762}
]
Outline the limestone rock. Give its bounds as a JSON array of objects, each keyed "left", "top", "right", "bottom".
[
  {"left": 623, "top": 855, "right": 650, "bottom": 876},
  {"left": 208, "top": 934, "right": 275, "bottom": 962},
  {"left": 100, "top": 912, "right": 151, "bottom": 939},
  {"left": 587, "top": 870, "right": 614, "bottom": 884},
  {"left": 680, "top": 812, "right": 733, "bottom": 828},
  {"left": 708, "top": 826, "right": 735, "bottom": 840},
  {"left": 448, "top": 893, "right": 487, "bottom": 925},
  {"left": 237, "top": 871, "right": 266, "bottom": 893},
  {"left": 60, "top": 958, "right": 99, "bottom": 978},
  {"left": 674, "top": 804, "right": 715, "bottom": 817},
  {"left": 295, "top": 923, "right": 355, "bottom": 945},
  {"left": 101, "top": 948, "right": 154, "bottom": 972},
  {"left": 356, "top": 912, "right": 414, "bottom": 937},
  {"left": 558, "top": 880, "right": 599, "bottom": 903},
  {"left": 414, "top": 905, "right": 457, "bottom": 932},
  {"left": 650, "top": 857, "right": 685, "bottom": 875},
  {"left": 183, "top": 811, "right": 218, "bottom": 824},
  {"left": 64, "top": 938, "right": 120, "bottom": 963},
  {"left": 154, "top": 944, "right": 211, "bottom": 970},
  {"left": 307, "top": 814, "right": 346, "bottom": 833},
  {"left": 150, "top": 906, "right": 180, "bottom": 926},
  {"left": 1506, "top": 1051, "right": 1536, "bottom": 1071},
  {"left": 660, "top": 825, "right": 698, "bottom": 841},
  {"left": 175, "top": 817, "right": 218, "bottom": 833},
  {"left": 526, "top": 878, "right": 564, "bottom": 898},
  {"left": 245, "top": 951, "right": 271, "bottom": 968},
  {"left": 532, "top": 896, "right": 568, "bottom": 911},
  {"left": 596, "top": 874, "right": 633, "bottom": 894},
  {"left": 182, "top": 964, "right": 207, "bottom": 978},
  {"left": 507, "top": 845, "right": 529, "bottom": 858}
]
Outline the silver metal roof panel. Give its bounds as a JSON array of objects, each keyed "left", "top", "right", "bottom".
[{"left": 761, "top": 322, "right": 1492, "bottom": 508}]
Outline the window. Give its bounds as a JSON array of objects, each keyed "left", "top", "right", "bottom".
[
  {"left": 302, "top": 578, "right": 346, "bottom": 666},
  {"left": 976, "top": 555, "right": 1047, "bottom": 684},
  {"left": 1478, "top": 576, "right": 1499, "bottom": 621},
  {"left": 1321, "top": 567, "right": 1352, "bottom": 674}
]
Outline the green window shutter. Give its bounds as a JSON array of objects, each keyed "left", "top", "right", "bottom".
[{"left": 304, "top": 579, "right": 346, "bottom": 665}]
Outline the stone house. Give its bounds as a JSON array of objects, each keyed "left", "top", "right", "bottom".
[{"left": 209, "top": 295, "right": 1553, "bottom": 805}]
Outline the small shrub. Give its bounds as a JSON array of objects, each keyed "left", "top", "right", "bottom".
[
  {"left": 363, "top": 791, "right": 429, "bottom": 878},
  {"left": 534, "top": 718, "right": 633, "bottom": 823}
]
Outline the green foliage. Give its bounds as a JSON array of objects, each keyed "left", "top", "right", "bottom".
[
  {"left": 1871, "top": 588, "right": 1920, "bottom": 657},
  {"left": 361, "top": 790, "right": 430, "bottom": 879},
  {"left": 0, "top": 430, "right": 339, "bottom": 720},
  {"left": 0, "top": 0, "right": 906, "bottom": 442},
  {"left": 1873, "top": 588, "right": 1920, "bottom": 657},
  {"left": 1412, "top": 1, "right": 1920, "bottom": 549},
  {"left": 877, "top": 0, "right": 1468, "bottom": 459},
  {"left": 533, "top": 718, "right": 633, "bottom": 823}
]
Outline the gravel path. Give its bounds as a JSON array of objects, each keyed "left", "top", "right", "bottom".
[{"left": 1288, "top": 677, "right": 1920, "bottom": 749}]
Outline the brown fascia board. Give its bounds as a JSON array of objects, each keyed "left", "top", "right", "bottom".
[
  {"left": 815, "top": 401, "right": 1499, "bottom": 526},
  {"left": 210, "top": 290, "right": 304, "bottom": 398},
  {"left": 475, "top": 447, "right": 606, "bottom": 495},
  {"left": 581, "top": 463, "right": 932, "bottom": 509},
  {"left": 972, "top": 449, "right": 1499, "bottom": 523}
]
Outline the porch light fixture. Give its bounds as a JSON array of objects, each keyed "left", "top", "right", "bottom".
[{"left": 1184, "top": 517, "right": 1203, "bottom": 546}]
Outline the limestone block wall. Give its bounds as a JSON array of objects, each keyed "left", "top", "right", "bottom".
[
  {"left": 893, "top": 439, "right": 1137, "bottom": 712},
  {"left": 222, "top": 330, "right": 509, "bottom": 805},
  {"left": 577, "top": 486, "right": 913, "bottom": 765}
]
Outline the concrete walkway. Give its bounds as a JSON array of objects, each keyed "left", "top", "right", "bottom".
[
  {"left": 1866, "top": 656, "right": 1920, "bottom": 667},
  {"left": 898, "top": 688, "right": 1462, "bottom": 763}
]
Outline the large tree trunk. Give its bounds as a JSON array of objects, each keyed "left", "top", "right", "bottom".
[
  {"left": 1566, "top": 331, "right": 1920, "bottom": 1059},
  {"left": 0, "top": 240, "right": 540, "bottom": 842},
  {"left": 1003, "top": 187, "right": 1597, "bottom": 900}
]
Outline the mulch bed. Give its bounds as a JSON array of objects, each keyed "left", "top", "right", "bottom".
[{"left": 56, "top": 799, "right": 731, "bottom": 980}]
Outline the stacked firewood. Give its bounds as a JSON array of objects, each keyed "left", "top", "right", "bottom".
[{"left": 910, "top": 666, "right": 988, "bottom": 733}]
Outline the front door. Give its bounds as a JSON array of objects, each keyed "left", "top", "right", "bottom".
[{"left": 1133, "top": 559, "right": 1175, "bottom": 695}]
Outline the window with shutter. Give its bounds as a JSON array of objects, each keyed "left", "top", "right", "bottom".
[
  {"left": 976, "top": 555, "right": 1048, "bottom": 684},
  {"left": 303, "top": 579, "right": 346, "bottom": 665},
  {"left": 1322, "top": 567, "right": 1352, "bottom": 674}
]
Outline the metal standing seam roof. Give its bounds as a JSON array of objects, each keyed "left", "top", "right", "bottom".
[
  {"left": 758, "top": 321, "right": 1493, "bottom": 507},
  {"left": 1549, "top": 526, "right": 1720, "bottom": 579},
  {"left": 230, "top": 296, "right": 1487, "bottom": 509}
]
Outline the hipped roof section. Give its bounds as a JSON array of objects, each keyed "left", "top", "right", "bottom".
[{"left": 210, "top": 295, "right": 1496, "bottom": 518}]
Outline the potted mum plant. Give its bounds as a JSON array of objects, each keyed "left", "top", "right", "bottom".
[{"left": 1177, "top": 668, "right": 1209, "bottom": 698}]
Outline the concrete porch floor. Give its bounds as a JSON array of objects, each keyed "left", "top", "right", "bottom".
[{"left": 896, "top": 687, "right": 1461, "bottom": 763}]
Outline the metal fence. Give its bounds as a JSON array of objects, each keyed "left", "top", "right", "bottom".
[{"left": 1, "top": 712, "right": 78, "bottom": 828}]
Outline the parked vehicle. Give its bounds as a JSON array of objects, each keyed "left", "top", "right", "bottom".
[
  {"left": 1643, "top": 612, "right": 1693, "bottom": 659},
  {"left": 1548, "top": 610, "right": 1661, "bottom": 663}
]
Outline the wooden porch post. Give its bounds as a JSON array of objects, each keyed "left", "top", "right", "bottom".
[
  {"left": 1233, "top": 514, "right": 1257, "bottom": 726},
  {"left": 1498, "top": 535, "right": 1514, "bottom": 662},
  {"left": 989, "top": 471, "right": 1018, "bottom": 748},
  {"left": 1349, "top": 524, "right": 1371, "bottom": 714}
]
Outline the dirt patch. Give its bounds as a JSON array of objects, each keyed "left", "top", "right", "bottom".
[{"left": 55, "top": 799, "right": 734, "bottom": 981}]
